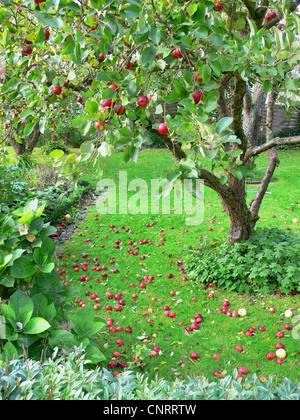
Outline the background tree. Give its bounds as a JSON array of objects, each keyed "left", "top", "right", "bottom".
[{"left": 0, "top": 0, "right": 300, "bottom": 244}]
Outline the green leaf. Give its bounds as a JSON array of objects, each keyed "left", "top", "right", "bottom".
[
  {"left": 49, "top": 329, "right": 79, "bottom": 348},
  {"left": 127, "top": 79, "right": 137, "bottom": 95},
  {"left": 85, "top": 100, "right": 99, "bottom": 114},
  {"left": 33, "top": 247, "right": 48, "bottom": 267},
  {"left": 85, "top": 345, "right": 106, "bottom": 363},
  {"left": 72, "top": 116, "right": 87, "bottom": 128},
  {"left": 219, "top": 174, "right": 228, "bottom": 185},
  {"left": 141, "top": 45, "right": 156, "bottom": 65},
  {"left": 3, "top": 342, "right": 18, "bottom": 359},
  {"left": 1, "top": 304, "right": 16, "bottom": 328},
  {"left": 10, "top": 257, "right": 37, "bottom": 279},
  {"left": 216, "top": 117, "right": 233, "bottom": 134},
  {"left": 24, "top": 317, "right": 51, "bottom": 335},
  {"left": 35, "top": 25, "right": 45, "bottom": 44},
  {"left": 187, "top": 3, "right": 198, "bottom": 16},
  {"left": 31, "top": 293, "right": 48, "bottom": 318},
  {"left": 38, "top": 262, "right": 55, "bottom": 274},
  {"left": 101, "top": 88, "right": 117, "bottom": 100},
  {"left": 62, "top": 35, "right": 75, "bottom": 55},
  {"left": 10, "top": 291, "right": 33, "bottom": 320},
  {"left": 70, "top": 42, "right": 82, "bottom": 64},
  {"left": 50, "top": 149, "right": 64, "bottom": 159},
  {"left": 34, "top": 11, "right": 64, "bottom": 29},
  {"left": 149, "top": 27, "right": 161, "bottom": 45},
  {"left": 23, "top": 122, "right": 36, "bottom": 138},
  {"left": 263, "top": 80, "right": 272, "bottom": 94},
  {"left": 124, "top": 144, "right": 139, "bottom": 163}
]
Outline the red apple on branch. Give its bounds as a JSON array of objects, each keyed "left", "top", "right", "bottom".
[
  {"left": 137, "top": 95, "right": 149, "bottom": 107},
  {"left": 192, "top": 90, "right": 203, "bottom": 104},
  {"left": 172, "top": 48, "right": 183, "bottom": 59},
  {"left": 157, "top": 123, "right": 169, "bottom": 134}
]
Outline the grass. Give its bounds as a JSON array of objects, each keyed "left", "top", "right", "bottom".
[{"left": 36, "top": 147, "right": 300, "bottom": 381}]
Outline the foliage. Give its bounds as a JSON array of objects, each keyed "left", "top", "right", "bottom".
[
  {"left": 0, "top": 0, "right": 299, "bottom": 183},
  {"left": 40, "top": 140, "right": 70, "bottom": 156},
  {"left": 0, "top": 165, "right": 30, "bottom": 211},
  {"left": 185, "top": 227, "right": 300, "bottom": 295},
  {"left": 145, "top": 129, "right": 167, "bottom": 149},
  {"left": 0, "top": 346, "right": 299, "bottom": 400},
  {"left": 16, "top": 153, "right": 36, "bottom": 169},
  {"left": 0, "top": 298, "right": 106, "bottom": 363},
  {"left": 0, "top": 198, "right": 58, "bottom": 290},
  {"left": 0, "top": 199, "right": 105, "bottom": 361},
  {"left": 44, "top": 183, "right": 92, "bottom": 225}
]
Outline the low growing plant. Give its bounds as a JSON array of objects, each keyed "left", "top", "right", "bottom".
[
  {"left": 185, "top": 227, "right": 300, "bottom": 295},
  {"left": 0, "top": 199, "right": 105, "bottom": 363},
  {"left": 0, "top": 346, "right": 299, "bottom": 400}
]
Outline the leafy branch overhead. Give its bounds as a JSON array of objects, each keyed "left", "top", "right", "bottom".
[{"left": 0, "top": 0, "right": 300, "bottom": 244}]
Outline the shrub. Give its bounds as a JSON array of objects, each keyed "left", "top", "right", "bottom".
[
  {"left": 185, "top": 227, "right": 300, "bottom": 295},
  {"left": 0, "top": 346, "right": 299, "bottom": 400},
  {"left": 44, "top": 183, "right": 92, "bottom": 225},
  {"left": 40, "top": 141, "right": 69, "bottom": 156},
  {"left": 0, "top": 165, "right": 30, "bottom": 211},
  {"left": 0, "top": 200, "right": 105, "bottom": 362}
]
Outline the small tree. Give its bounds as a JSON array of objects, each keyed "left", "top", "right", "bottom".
[{"left": 0, "top": 0, "right": 300, "bottom": 244}]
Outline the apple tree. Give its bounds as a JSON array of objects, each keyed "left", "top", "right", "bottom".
[{"left": 0, "top": 0, "right": 300, "bottom": 244}]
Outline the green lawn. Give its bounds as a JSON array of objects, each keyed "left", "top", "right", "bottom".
[{"left": 54, "top": 148, "right": 299, "bottom": 381}]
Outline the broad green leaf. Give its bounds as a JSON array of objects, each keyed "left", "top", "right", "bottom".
[
  {"left": 62, "top": 35, "right": 75, "bottom": 55},
  {"left": 50, "top": 149, "right": 64, "bottom": 159},
  {"left": 10, "top": 257, "right": 37, "bottom": 279},
  {"left": 216, "top": 117, "right": 233, "bottom": 134},
  {"left": 24, "top": 317, "right": 51, "bottom": 334},
  {"left": 34, "top": 11, "right": 64, "bottom": 28},
  {"left": 141, "top": 45, "right": 156, "bottom": 65}
]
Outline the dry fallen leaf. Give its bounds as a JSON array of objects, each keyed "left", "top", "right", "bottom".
[{"left": 26, "top": 234, "right": 36, "bottom": 242}]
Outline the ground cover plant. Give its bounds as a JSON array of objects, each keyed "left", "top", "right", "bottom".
[{"left": 1, "top": 346, "right": 299, "bottom": 400}]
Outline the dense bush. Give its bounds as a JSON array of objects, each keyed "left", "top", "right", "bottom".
[
  {"left": 40, "top": 140, "right": 70, "bottom": 156},
  {"left": 185, "top": 227, "right": 300, "bottom": 295},
  {"left": 0, "top": 200, "right": 105, "bottom": 363},
  {"left": 0, "top": 346, "right": 299, "bottom": 400},
  {"left": 44, "top": 182, "right": 92, "bottom": 224},
  {"left": 0, "top": 165, "right": 30, "bottom": 211}
]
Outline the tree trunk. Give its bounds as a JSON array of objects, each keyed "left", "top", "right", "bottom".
[
  {"left": 11, "top": 140, "right": 26, "bottom": 156},
  {"left": 64, "top": 130, "right": 70, "bottom": 146},
  {"left": 222, "top": 195, "right": 252, "bottom": 245},
  {"left": 248, "top": 87, "right": 279, "bottom": 227},
  {"left": 243, "top": 82, "right": 267, "bottom": 148},
  {"left": 219, "top": 175, "right": 253, "bottom": 245},
  {"left": 10, "top": 123, "right": 40, "bottom": 156},
  {"left": 27, "top": 123, "right": 41, "bottom": 154},
  {"left": 51, "top": 130, "right": 58, "bottom": 142}
]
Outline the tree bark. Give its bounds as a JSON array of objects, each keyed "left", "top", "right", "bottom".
[
  {"left": 219, "top": 188, "right": 252, "bottom": 245},
  {"left": 249, "top": 88, "right": 280, "bottom": 226},
  {"left": 243, "top": 82, "right": 267, "bottom": 148},
  {"left": 64, "top": 130, "right": 70, "bottom": 146},
  {"left": 51, "top": 130, "right": 58, "bottom": 142},
  {"left": 27, "top": 123, "right": 41, "bottom": 154},
  {"left": 11, "top": 140, "right": 26, "bottom": 156},
  {"left": 10, "top": 123, "right": 40, "bottom": 156}
]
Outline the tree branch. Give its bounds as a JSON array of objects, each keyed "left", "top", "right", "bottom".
[
  {"left": 243, "top": 0, "right": 257, "bottom": 20},
  {"left": 230, "top": 75, "right": 248, "bottom": 154},
  {"left": 217, "top": 72, "right": 233, "bottom": 119},
  {"left": 244, "top": 135, "right": 300, "bottom": 161},
  {"left": 146, "top": 125, "right": 229, "bottom": 197},
  {"left": 249, "top": 87, "right": 279, "bottom": 225}
]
